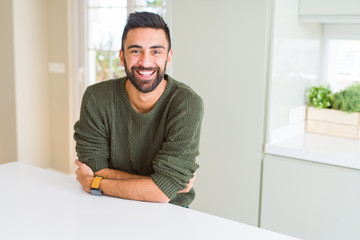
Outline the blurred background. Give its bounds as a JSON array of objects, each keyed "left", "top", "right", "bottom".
[{"left": 1, "top": 0, "right": 360, "bottom": 239}]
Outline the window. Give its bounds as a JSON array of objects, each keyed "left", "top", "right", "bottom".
[
  {"left": 322, "top": 24, "right": 360, "bottom": 92},
  {"left": 86, "top": 0, "right": 169, "bottom": 86}
]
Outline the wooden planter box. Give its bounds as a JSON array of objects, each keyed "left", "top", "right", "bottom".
[{"left": 306, "top": 106, "right": 360, "bottom": 139}]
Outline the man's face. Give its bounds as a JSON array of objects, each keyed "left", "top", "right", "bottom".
[{"left": 120, "top": 28, "right": 173, "bottom": 93}]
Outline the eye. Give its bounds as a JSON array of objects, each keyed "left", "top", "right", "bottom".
[
  {"left": 130, "top": 49, "right": 141, "bottom": 55},
  {"left": 152, "top": 50, "right": 161, "bottom": 55}
]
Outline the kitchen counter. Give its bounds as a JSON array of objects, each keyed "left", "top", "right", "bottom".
[
  {"left": 0, "top": 162, "right": 299, "bottom": 240},
  {"left": 265, "top": 130, "right": 360, "bottom": 170}
]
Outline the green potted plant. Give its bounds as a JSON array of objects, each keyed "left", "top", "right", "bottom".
[
  {"left": 305, "top": 83, "right": 360, "bottom": 139},
  {"left": 332, "top": 83, "right": 360, "bottom": 113},
  {"left": 306, "top": 85, "right": 333, "bottom": 109}
]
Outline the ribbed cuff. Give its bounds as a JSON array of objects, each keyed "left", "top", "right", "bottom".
[
  {"left": 79, "top": 159, "right": 109, "bottom": 173},
  {"left": 151, "top": 172, "right": 180, "bottom": 200},
  {"left": 169, "top": 188, "right": 195, "bottom": 207}
]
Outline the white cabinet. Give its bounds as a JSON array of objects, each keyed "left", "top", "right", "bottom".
[
  {"left": 260, "top": 155, "right": 360, "bottom": 240},
  {"left": 172, "top": 0, "right": 270, "bottom": 225},
  {"left": 299, "top": 0, "right": 360, "bottom": 22}
]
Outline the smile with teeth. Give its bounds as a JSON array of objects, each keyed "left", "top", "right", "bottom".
[{"left": 137, "top": 70, "right": 155, "bottom": 77}]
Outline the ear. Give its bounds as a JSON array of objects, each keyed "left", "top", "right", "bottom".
[
  {"left": 166, "top": 49, "right": 173, "bottom": 67},
  {"left": 119, "top": 49, "right": 125, "bottom": 66}
]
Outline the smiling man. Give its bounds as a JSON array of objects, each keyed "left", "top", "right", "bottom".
[
  {"left": 123, "top": 27, "right": 168, "bottom": 94},
  {"left": 74, "top": 12, "right": 204, "bottom": 207}
]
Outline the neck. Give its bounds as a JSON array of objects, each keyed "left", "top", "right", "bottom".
[{"left": 125, "top": 79, "right": 167, "bottom": 113}]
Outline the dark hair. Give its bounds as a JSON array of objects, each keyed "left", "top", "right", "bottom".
[{"left": 121, "top": 11, "right": 171, "bottom": 52}]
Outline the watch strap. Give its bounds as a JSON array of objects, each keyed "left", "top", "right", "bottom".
[{"left": 91, "top": 176, "right": 104, "bottom": 189}]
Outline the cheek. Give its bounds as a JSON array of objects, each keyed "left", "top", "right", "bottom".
[
  {"left": 123, "top": 57, "right": 136, "bottom": 68},
  {"left": 157, "top": 58, "right": 168, "bottom": 67}
]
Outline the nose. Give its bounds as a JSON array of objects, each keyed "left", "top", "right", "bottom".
[{"left": 138, "top": 52, "right": 152, "bottom": 67}]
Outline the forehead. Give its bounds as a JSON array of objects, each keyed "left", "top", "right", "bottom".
[{"left": 124, "top": 28, "right": 168, "bottom": 49}]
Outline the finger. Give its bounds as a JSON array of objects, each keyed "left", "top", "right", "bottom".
[
  {"left": 189, "top": 177, "right": 195, "bottom": 184},
  {"left": 74, "top": 159, "right": 81, "bottom": 167},
  {"left": 75, "top": 169, "right": 82, "bottom": 177}
]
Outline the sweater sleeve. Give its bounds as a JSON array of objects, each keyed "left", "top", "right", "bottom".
[
  {"left": 73, "top": 86, "right": 110, "bottom": 172},
  {"left": 151, "top": 92, "right": 204, "bottom": 200}
]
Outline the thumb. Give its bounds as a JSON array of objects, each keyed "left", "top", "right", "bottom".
[{"left": 74, "top": 159, "right": 82, "bottom": 167}]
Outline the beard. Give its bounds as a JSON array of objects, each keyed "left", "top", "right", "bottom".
[{"left": 124, "top": 59, "right": 167, "bottom": 93}]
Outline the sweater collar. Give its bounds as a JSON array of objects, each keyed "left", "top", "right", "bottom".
[{"left": 120, "top": 74, "right": 175, "bottom": 117}]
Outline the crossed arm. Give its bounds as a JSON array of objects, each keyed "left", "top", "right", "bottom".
[
  {"left": 75, "top": 160, "right": 196, "bottom": 203},
  {"left": 74, "top": 86, "right": 202, "bottom": 204}
]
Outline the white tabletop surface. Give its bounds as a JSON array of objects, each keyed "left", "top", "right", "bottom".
[{"left": 0, "top": 162, "right": 300, "bottom": 240}]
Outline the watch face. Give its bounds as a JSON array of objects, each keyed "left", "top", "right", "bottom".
[{"left": 90, "top": 189, "right": 103, "bottom": 196}]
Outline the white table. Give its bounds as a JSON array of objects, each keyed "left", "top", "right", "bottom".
[{"left": 0, "top": 162, "right": 300, "bottom": 240}]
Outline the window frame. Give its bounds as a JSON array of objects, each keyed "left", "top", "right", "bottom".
[{"left": 320, "top": 23, "right": 360, "bottom": 92}]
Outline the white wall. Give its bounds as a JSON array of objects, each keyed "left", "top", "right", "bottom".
[
  {"left": 12, "top": 0, "right": 51, "bottom": 168},
  {"left": 267, "top": 0, "right": 323, "bottom": 135},
  {"left": 48, "top": 0, "right": 73, "bottom": 173},
  {"left": 1, "top": 0, "right": 73, "bottom": 172},
  {"left": 0, "top": 0, "right": 18, "bottom": 164},
  {"left": 172, "top": 0, "right": 272, "bottom": 225}
]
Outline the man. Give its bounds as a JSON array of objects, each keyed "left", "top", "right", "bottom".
[{"left": 74, "top": 12, "right": 204, "bottom": 207}]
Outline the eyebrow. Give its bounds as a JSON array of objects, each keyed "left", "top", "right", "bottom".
[
  {"left": 150, "top": 45, "right": 165, "bottom": 49},
  {"left": 127, "top": 44, "right": 142, "bottom": 50},
  {"left": 127, "top": 44, "right": 165, "bottom": 50}
]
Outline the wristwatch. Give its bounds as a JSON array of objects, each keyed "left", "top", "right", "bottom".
[{"left": 90, "top": 176, "right": 104, "bottom": 196}]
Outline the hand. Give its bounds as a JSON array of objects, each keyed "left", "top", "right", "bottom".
[
  {"left": 75, "top": 160, "right": 94, "bottom": 192},
  {"left": 178, "top": 171, "right": 197, "bottom": 194}
]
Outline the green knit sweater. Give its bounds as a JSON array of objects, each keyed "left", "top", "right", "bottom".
[{"left": 74, "top": 75, "right": 204, "bottom": 207}]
